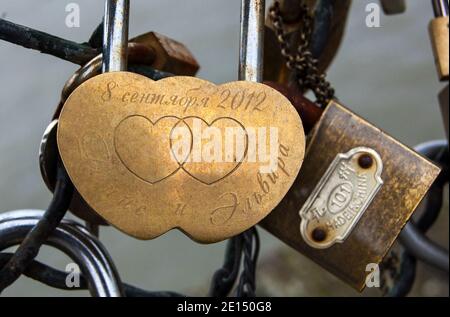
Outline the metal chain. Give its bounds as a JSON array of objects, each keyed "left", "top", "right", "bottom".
[
  {"left": 268, "top": 1, "right": 335, "bottom": 108},
  {"left": 236, "top": 228, "right": 260, "bottom": 297}
]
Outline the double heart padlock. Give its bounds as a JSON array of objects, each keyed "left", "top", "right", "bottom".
[
  {"left": 54, "top": 0, "right": 306, "bottom": 242},
  {"left": 49, "top": 0, "right": 441, "bottom": 291}
]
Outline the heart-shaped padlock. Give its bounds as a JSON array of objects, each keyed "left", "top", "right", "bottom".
[{"left": 57, "top": 72, "right": 305, "bottom": 242}]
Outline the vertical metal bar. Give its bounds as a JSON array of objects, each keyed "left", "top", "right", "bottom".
[
  {"left": 432, "top": 0, "right": 449, "bottom": 17},
  {"left": 239, "top": 0, "right": 265, "bottom": 82},
  {"left": 103, "top": 0, "right": 130, "bottom": 72}
]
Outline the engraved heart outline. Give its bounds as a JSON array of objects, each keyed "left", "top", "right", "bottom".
[
  {"left": 169, "top": 116, "right": 249, "bottom": 185},
  {"left": 114, "top": 115, "right": 193, "bottom": 184},
  {"left": 114, "top": 114, "right": 249, "bottom": 185}
]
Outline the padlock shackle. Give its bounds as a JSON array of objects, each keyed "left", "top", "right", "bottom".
[
  {"left": 103, "top": 0, "right": 130, "bottom": 72},
  {"left": 0, "top": 210, "right": 124, "bottom": 297},
  {"left": 239, "top": 0, "right": 265, "bottom": 82},
  {"left": 432, "top": 0, "right": 449, "bottom": 17}
]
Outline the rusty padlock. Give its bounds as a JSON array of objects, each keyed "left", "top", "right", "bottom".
[
  {"left": 132, "top": 32, "right": 199, "bottom": 77},
  {"left": 259, "top": 86, "right": 441, "bottom": 290}
]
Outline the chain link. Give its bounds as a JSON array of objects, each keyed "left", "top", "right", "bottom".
[{"left": 268, "top": 1, "right": 335, "bottom": 108}]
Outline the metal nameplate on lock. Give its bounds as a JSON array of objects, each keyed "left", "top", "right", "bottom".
[
  {"left": 57, "top": 72, "right": 305, "bottom": 243},
  {"left": 299, "top": 147, "right": 383, "bottom": 249},
  {"left": 260, "top": 100, "right": 441, "bottom": 290}
]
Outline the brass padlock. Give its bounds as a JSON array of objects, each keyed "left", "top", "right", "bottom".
[
  {"left": 260, "top": 99, "right": 441, "bottom": 290},
  {"left": 429, "top": 1, "right": 449, "bottom": 81},
  {"left": 56, "top": 1, "right": 306, "bottom": 242}
]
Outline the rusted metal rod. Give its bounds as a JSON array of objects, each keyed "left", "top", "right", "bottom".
[{"left": 0, "top": 18, "right": 99, "bottom": 65}]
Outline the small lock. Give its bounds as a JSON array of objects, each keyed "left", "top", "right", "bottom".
[
  {"left": 429, "top": 0, "right": 449, "bottom": 81},
  {"left": 380, "top": 0, "right": 406, "bottom": 15},
  {"left": 132, "top": 32, "right": 199, "bottom": 76},
  {"left": 260, "top": 100, "right": 441, "bottom": 290}
]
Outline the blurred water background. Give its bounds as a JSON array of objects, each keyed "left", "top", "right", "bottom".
[{"left": 0, "top": 0, "right": 448, "bottom": 296}]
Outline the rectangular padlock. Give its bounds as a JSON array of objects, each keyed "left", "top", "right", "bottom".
[
  {"left": 260, "top": 100, "right": 441, "bottom": 291},
  {"left": 429, "top": 16, "right": 449, "bottom": 81}
]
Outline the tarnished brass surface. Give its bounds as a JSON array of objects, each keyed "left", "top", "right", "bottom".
[
  {"left": 44, "top": 31, "right": 199, "bottom": 226},
  {"left": 429, "top": 17, "right": 449, "bottom": 81},
  {"left": 260, "top": 101, "right": 441, "bottom": 290},
  {"left": 45, "top": 30, "right": 200, "bottom": 226},
  {"left": 57, "top": 72, "right": 305, "bottom": 242}
]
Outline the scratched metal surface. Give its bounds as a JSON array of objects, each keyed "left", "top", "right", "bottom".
[{"left": 0, "top": 0, "right": 447, "bottom": 296}]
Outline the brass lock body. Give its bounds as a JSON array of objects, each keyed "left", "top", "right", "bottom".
[
  {"left": 57, "top": 72, "right": 305, "bottom": 242},
  {"left": 260, "top": 101, "right": 441, "bottom": 290},
  {"left": 429, "top": 16, "right": 449, "bottom": 81}
]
